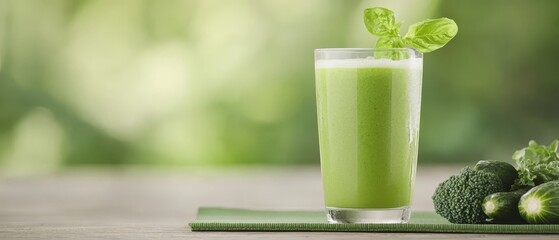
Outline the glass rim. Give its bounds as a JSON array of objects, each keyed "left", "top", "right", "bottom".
[
  {"left": 314, "top": 48, "right": 422, "bottom": 60},
  {"left": 315, "top": 48, "right": 419, "bottom": 53}
]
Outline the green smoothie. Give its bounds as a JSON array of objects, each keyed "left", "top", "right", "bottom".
[{"left": 315, "top": 58, "right": 422, "bottom": 209}]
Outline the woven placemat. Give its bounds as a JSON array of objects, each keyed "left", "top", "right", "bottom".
[{"left": 189, "top": 207, "right": 559, "bottom": 234}]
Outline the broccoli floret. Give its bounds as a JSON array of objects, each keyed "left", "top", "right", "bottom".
[{"left": 432, "top": 167, "right": 507, "bottom": 224}]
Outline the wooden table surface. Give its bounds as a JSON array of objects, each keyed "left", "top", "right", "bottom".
[{"left": 0, "top": 165, "right": 557, "bottom": 239}]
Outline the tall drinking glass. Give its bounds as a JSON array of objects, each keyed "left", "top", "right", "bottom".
[{"left": 314, "top": 48, "right": 423, "bottom": 223}]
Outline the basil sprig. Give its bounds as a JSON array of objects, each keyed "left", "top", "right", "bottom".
[{"left": 364, "top": 7, "right": 458, "bottom": 56}]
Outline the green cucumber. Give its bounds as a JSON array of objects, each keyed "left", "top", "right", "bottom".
[
  {"left": 474, "top": 160, "right": 518, "bottom": 190},
  {"left": 518, "top": 181, "right": 559, "bottom": 224},
  {"left": 482, "top": 188, "right": 528, "bottom": 223}
]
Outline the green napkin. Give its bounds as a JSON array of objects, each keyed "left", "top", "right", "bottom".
[{"left": 189, "top": 207, "right": 559, "bottom": 234}]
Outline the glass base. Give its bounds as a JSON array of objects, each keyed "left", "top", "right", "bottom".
[{"left": 326, "top": 206, "right": 410, "bottom": 224}]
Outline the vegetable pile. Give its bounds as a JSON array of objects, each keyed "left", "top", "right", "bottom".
[{"left": 432, "top": 140, "right": 559, "bottom": 224}]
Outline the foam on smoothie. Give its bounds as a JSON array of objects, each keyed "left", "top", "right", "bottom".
[{"left": 315, "top": 57, "right": 422, "bottom": 69}]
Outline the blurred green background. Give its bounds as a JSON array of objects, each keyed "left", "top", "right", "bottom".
[{"left": 1, "top": 0, "right": 559, "bottom": 175}]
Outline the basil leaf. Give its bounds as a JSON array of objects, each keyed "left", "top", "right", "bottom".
[
  {"left": 374, "top": 37, "right": 408, "bottom": 60},
  {"left": 375, "top": 36, "right": 396, "bottom": 48},
  {"left": 404, "top": 18, "right": 458, "bottom": 53},
  {"left": 363, "top": 7, "right": 458, "bottom": 54},
  {"left": 364, "top": 7, "right": 398, "bottom": 37}
]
